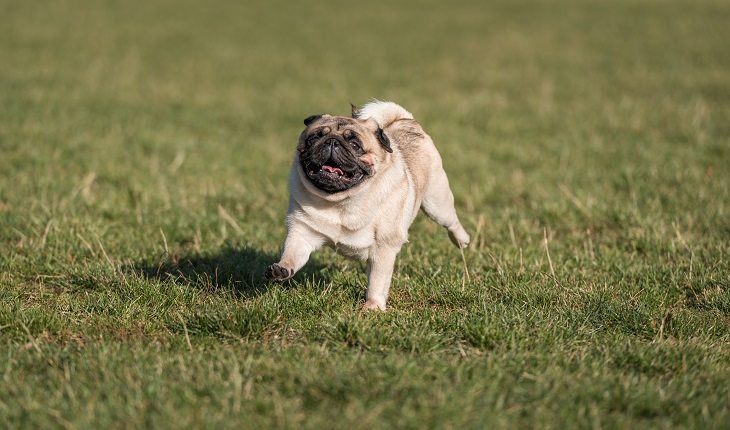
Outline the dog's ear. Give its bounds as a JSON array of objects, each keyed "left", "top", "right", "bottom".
[
  {"left": 350, "top": 103, "right": 361, "bottom": 118},
  {"left": 375, "top": 127, "right": 392, "bottom": 153},
  {"left": 304, "top": 114, "right": 323, "bottom": 126}
]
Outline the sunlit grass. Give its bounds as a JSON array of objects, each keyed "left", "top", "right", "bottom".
[{"left": 1, "top": 0, "right": 729, "bottom": 428}]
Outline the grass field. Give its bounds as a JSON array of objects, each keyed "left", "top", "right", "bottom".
[{"left": 2, "top": 0, "right": 729, "bottom": 428}]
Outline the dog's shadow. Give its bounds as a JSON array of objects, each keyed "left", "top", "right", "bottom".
[{"left": 131, "top": 246, "right": 328, "bottom": 298}]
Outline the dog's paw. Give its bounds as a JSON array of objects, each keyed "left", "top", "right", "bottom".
[
  {"left": 264, "top": 263, "right": 293, "bottom": 281},
  {"left": 362, "top": 299, "right": 386, "bottom": 311},
  {"left": 448, "top": 226, "right": 470, "bottom": 249}
]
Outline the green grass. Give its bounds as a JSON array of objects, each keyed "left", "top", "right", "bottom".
[{"left": 1, "top": 0, "right": 729, "bottom": 428}]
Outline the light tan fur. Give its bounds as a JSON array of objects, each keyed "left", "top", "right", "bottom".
[{"left": 269, "top": 101, "right": 469, "bottom": 310}]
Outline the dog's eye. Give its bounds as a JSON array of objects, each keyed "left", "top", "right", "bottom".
[
  {"left": 350, "top": 140, "right": 361, "bottom": 150},
  {"left": 307, "top": 135, "right": 318, "bottom": 144}
]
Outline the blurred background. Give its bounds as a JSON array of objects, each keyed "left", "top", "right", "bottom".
[
  {"left": 3, "top": 0, "right": 728, "bottom": 224},
  {"left": 3, "top": 1, "right": 728, "bottom": 206}
]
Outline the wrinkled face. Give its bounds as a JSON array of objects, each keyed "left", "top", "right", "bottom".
[{"left": 297, "top": 114, "right": 391, "bottom": 194}]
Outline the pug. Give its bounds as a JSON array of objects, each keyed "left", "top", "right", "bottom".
[{"left": 264, "top": 101, "right": 470, "bottom": 310}]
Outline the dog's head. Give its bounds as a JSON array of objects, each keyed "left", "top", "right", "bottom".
[{"left": 296, "top": 112, "right": 392, "bottom": 194}]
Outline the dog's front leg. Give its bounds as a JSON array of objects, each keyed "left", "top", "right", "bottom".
[
  {"left": 265, "top": 223, "right": 321, "bottom": 281},
  {"left": 363, "top": 245, "right": 400, "bottom": 311}
]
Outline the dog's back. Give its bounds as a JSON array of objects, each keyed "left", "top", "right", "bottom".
[{"left": 355, "top": 100, "right": 444, "bottom": 203}]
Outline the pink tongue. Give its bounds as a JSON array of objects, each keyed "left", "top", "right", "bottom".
[{"left": 322, "top": 165, "right": 344, "bottom": 175}]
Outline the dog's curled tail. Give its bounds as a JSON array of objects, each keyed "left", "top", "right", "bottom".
[{"left": 354, "top": 100, "right": 414, "bottom": 128}]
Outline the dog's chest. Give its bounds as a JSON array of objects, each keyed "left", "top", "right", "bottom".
[{"left": 303, "top": 204, "right": 376, "bottom": 258}]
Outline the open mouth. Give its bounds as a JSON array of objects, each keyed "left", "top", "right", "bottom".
[
  {"left": 309, "top": 162, "right": 352, "bottom": 179},
  {"left": 302, "top": 158, "right": 365, "bottom": 192},
  {"left": 305, "top": 159, "right": 357, "bottom": 180},
  {"left": 322, "top": 164, "right": 344, "bottom": 176}
]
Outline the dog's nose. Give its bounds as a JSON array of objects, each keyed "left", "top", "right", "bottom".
[{"left": 326, "top": 138, "right": 339, "bottom": 148}]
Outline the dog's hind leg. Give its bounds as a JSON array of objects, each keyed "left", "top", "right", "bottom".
[
  {"left": 421, "top": 167, "right": 470, "bottom": 249},
  {"left": 363, "top": 245, "right": 400, "bottom": 311}
]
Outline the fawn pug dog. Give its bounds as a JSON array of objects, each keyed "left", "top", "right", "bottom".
[{"left": 264, "top": 101, "right": 470, "bottom": 310}]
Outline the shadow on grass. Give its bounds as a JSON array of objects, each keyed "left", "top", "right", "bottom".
[{"left": 130, "top": 245, "right": 327, "bottom": 298}]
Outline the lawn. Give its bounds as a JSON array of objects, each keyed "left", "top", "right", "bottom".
[{"left": 1, "top": 0, "right": 729, "bottom": 428}]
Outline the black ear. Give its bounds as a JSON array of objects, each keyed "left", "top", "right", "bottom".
[
  {"left": 350, "top": 103, "right": 360, "bottom": 118},
  {"left": 375, "top": 127, "right": 392, "bottom": 153},
  {"left": 304, "top": 114, "right": 322, "bottom": 126}
]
